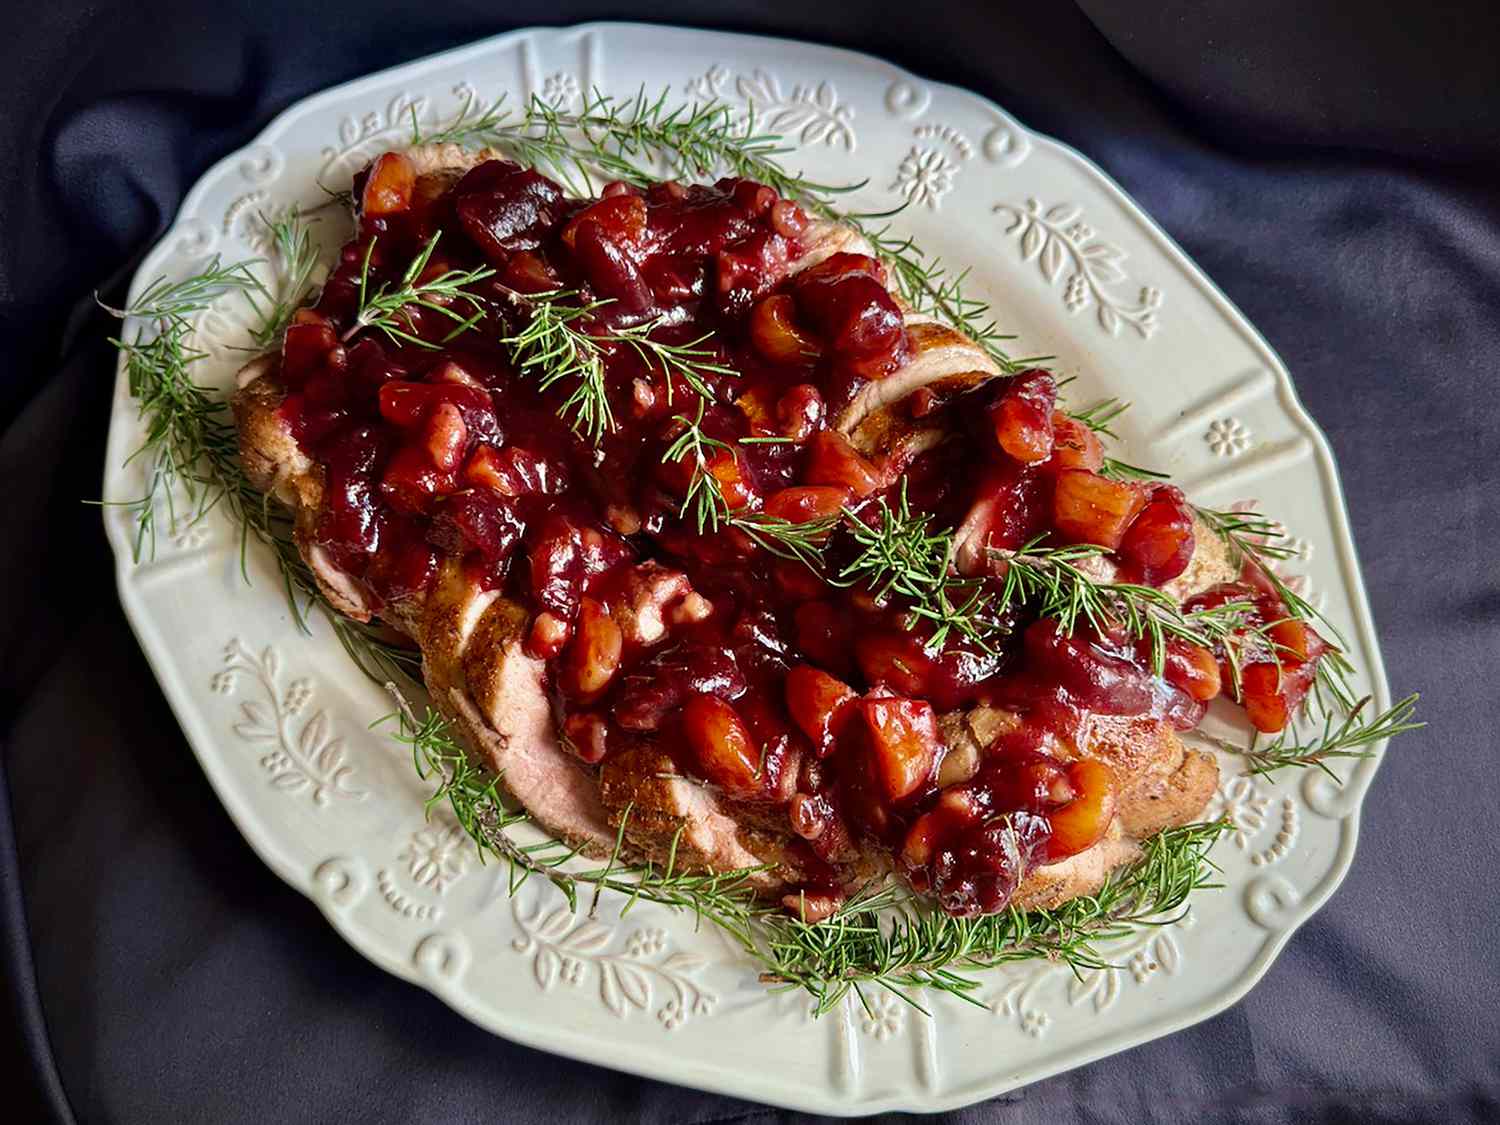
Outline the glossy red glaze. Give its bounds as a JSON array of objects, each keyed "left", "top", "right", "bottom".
[{"left": 270, "top": 151, "right": 1319, "bottom": 916}]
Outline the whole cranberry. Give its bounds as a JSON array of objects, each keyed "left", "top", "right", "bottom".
[
  {"left": 929, "top": 811, "right": 1049, "bottom": 917},
  {"left": 988, "top": 369, "right": 1057, "bottom": 464},
  {"left": 1023, "top": 618, "right": 1156, "bottom": 715},
  {"left": 715, "top": 230, "right": 792, "bottom": 319},
  {"left": 573, "top": 221, "right": 656, "bottom": 319},
  {"left": 1117, "top": 486, "right": 1195, "bottom": 586}
]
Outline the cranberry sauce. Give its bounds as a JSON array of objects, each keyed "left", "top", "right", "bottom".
[{"left": 274, "top": 149, "right": 1322, "bottom": 917}]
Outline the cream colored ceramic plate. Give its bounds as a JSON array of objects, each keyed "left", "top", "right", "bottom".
[{"left": 100, "top": 23, "right": 1393, "bottom": 1115}]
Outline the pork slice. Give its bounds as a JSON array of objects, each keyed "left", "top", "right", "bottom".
[
  {"left": 597, "top": 746, "right": 790, "bottom": 886},
  {"left": 426, "top": 572, "right": 617, "bottom": 856},
  {"left": 833, "top": 320, "right": 1002, "bottom": 441},
  {"left": 233, "top": 357, "right": 314, "bottom": 502},
  {"left": 232, "top": 358, "right": 378, "bottom": 623},
  {"left": 932, "top": 703, "right": 1219, "bottom": 909},
  {"left": 402, "top": 142, "right": 499, "bottom": 177},
  {"left": 1012, "top": 821, "right": 1141, "bottom": 911},
  {"left": 1081, "top": 714, "right": 1219, "bottom": 838},
  {"left": 788, "top": 219, "right": 875, "bottom": 274},
  {"left": 421, "top": 559, "right": 501, "bottom": 696}
]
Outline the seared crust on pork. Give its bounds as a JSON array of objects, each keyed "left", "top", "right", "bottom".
[
  {"left": 599, "top": 747, "right": 790, "bottom": 884},
  {"left": 231, "top": 143, "right": 1225, "bottom": 912},
  {"left": 423, "top": 563, "right": 617, "bottom": 856}
]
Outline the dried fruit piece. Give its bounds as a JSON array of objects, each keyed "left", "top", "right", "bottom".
[
  {"left": 613, "top": 643, "right": 747, "bottom": 732},
  {"left": 791, "top": 254, "right": 908, "bottom": 378},
  {"left": 716, "top": 230, "right": 792, "bottom": 317},
  {"left": 281, "top": 317, "right": 343, "bottom": 386},
  {"left": 1162, "top": 640, "right": 1222, "bottom": 702},
  {"left": 1040, "top": 759, "right": 1117, "bottom": 863},
  {"left": 855, "top": 628, "right": 935, "bottom": 697},
  {"left": 679, "top": 694, "right": 763, "bottom": 798},
  {"left": 784, "top": 665, "right": 857, "bottom": 756},
  {"left": 802, "top": 429, "right": 882, "bottom": 497},
  {"left": 1048, "top": 413, "right": 1105, "bottom": 472},
  {"left": 562, "top": 598, "right": 624, "bottom": 701},
  {"left": 1117, "top": 486, "right": 1195, "bottom": 585},
  {"left": 1051, "top": 469, "right": 1148, "bottom": 549},
  {"left": 562, "top": 712, "right": 610, "bottom": 764},
  {"left": 561, "top": 193, "right": 648, "bottom": 252},
  {"left": 859, "top": 695, "right": 940, "bottom": 801},
  {"left": 749, "top": 294, "right": 821, "bottom": 364},
  {"left": 421, "top": 402, "right": 468, "bottom": 471},
  {"left": 361, "top": 152, "right": 416, "bottom": 216},
  {"left": 988, "top": 369, "right": 1057, "bottom": 463}
]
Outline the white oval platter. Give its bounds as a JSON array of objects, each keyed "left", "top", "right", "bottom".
[{"left": 100, "top": 22, "right": 1393, "bottom": 1116}]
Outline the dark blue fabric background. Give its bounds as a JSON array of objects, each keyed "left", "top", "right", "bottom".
[{"left": 2, "top": 2, "right": 1496, "bottom": 1122}]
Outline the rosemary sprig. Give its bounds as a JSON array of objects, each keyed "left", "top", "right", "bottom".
[
  {"left": 732, "top": 512, "right": 840, "bottom": 570},
  {"left": 662, "top": 401, "right": 737, "bottom": 532},
  {"left": 1193, "top": 504, "right": 1320, "bottom": 620},
  {"left": 248, "top": 209, "right": 322, "bottom": 348},
  {"left": 990, "top": 538, "right": 1259, "bottom": 679},
  {"left": 347, "top": 232, "right": 496, "bottom": 349},
  {"left": 1099, "top": 458, "right": 1169, "bottom": 482},
  {"left": 422, "top": 86, "right": 860, "bottom": 205},
  {"left": 101, "top": 257, "right": 266, "bottom": 560},
  {"left": 498, "top": 287, "right": 740, "bottom": 443},
  {"left": 1067, "top": 396, "right": 1131, "bottom": 439},
  {"left": 758, "top": 819, "right": 1231, "bottom": 1014},
  {"left": 614, "top": 325, "right": 738, "bottom": 404},
  {"left": 104, "top": 260, "right": 426, "bottom": 689},
  {"left": 101, "top": 255, "right": 266, "bottom": 324},
  {"left": 1237, "top": 693, "right": 1423, "bottom": 778},
  {"left": 662, "top": 403, "right": 841, "bottom": 562},
  {"left": 499, "top": 291, "right": 618, "bottom": 442},
  {"left": 392, "top": 688, "right": 1233, "bottom": 1010},
  {"left": 836, "top": 481, "right": 1000, "bottom": 653}
]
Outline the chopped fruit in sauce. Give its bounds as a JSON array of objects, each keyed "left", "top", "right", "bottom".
[
  {"left": 1051, "top": 469, "right": 1149, "bottom": 549},
  {"left": 1041, "top": 758, "right": 1118, "bottom": 862},
  {"left": 784, "top": 665, "right": 858, "bottom": 756},
  {"left": 680, "top": 693, "right": 765, "bottom": 798},
  {"left": 1184, "top": 575, "right": 1330, "bottom": 733},
  {"left": 1116, "top": 485, "right": 1195, "bottom": 586},
  {"left": 1048, "top": 413, "right": 1105, "bottom": 472},
  {"left": 860, "top": 694, "right": 942, "bottom": 801},
  {"left": 989, "top": 369, "right": 1057, "bottom": 463},
  {"left": 262, "top": 150, "right": 1330, "bottom": 919}
]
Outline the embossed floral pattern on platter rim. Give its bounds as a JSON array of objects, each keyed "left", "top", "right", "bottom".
[{"left": 100, "top": 21, "right": 1396, "bottom": 1117}]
